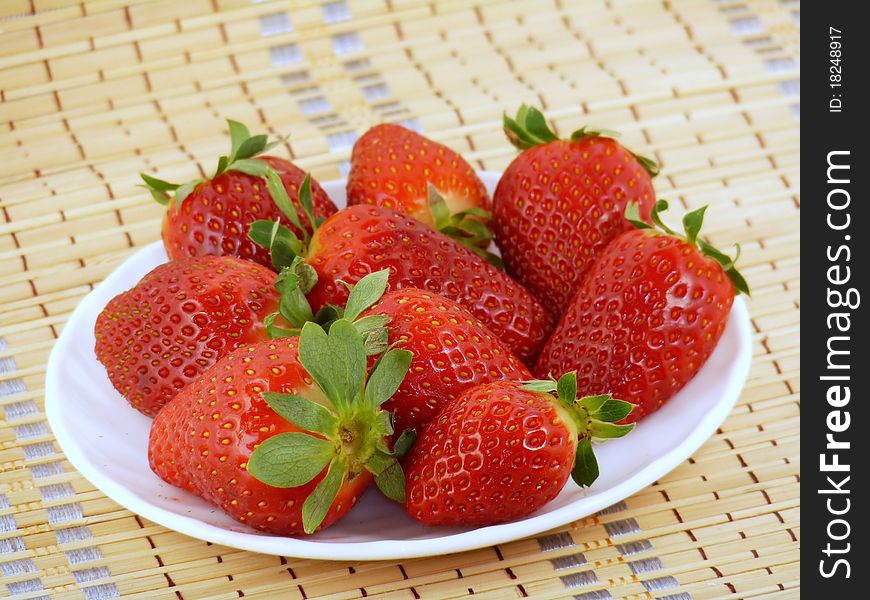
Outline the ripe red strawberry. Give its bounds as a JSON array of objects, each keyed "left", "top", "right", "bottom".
[
  {"left": 360, "top": 287, "right": 532, "bottom": 436},
  {"left": 404, "top": 373, "right": 634, "bottom": 527},
  {"left": 347, "top": 124, "right": 494, "bottom": 255},
  {"left": 534, "top": 201, "right": 749, "bottom": 422},
  {"left": 268, "top": 204, "right": 555, "bottom": 364},
  {"left": 493, "top": 105, "right": 658, "bottom": 315},
  {"left": 149, "top": 315, "right": 413, "bottom": 535},
  {"left": 95, "top": 255, "right": 279, "bottom": 416},
  {"left": 142, "top": 120, "right": 336, "bottom": 269}
]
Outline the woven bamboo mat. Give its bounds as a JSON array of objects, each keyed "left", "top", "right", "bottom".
[{"left": 0, "top": 0, "right": 800, "bottom": 598}]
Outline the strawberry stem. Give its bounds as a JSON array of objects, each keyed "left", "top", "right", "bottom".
[
  {"left": 521, "top": 372, "right": 635, "bottom": 488},
  {"left": 427, "top": 184, "right": 503, "bottom": 269},
  {"left": 263, "top": 268, "right": 395, "bottom": 359},
  {"left": 503, "top": 104, "right": 659, "bottom": 177},
  {"left": 140, "top": 119, "right": 294, "bottom": 219},
  {"left": 247, "top": 316, "right": 413, "bottom": 533},
  {"left": 625, "top": 200, "right": 750, "bottom": 296}
]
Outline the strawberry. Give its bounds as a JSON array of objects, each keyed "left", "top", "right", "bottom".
[
  {"left": 149, "top": 298, "right": 414, "bottom": 535},
  {"left": 492, "top": 105, "right": 658, "bottom": 315},
  {"left": 534, "top": 201, "right": 750, "bottom": 422},
  {"left": 94, "top": 255, "right": 279, "bottom": 416},
  {"left": 141, "top": 120, "right": 336, "bottom": 269},
  {"left": 268, "top": 270, "right": 532, "bottom": 435},
  {"left": 346, "top": 124, "right": 495, "bottom": 258},
  {"left": 404, "top": 373, "right": 635, "bottom": 527},
  {"left": 250, "top": 203, "right": 555, "bottom": 364},
  {"left": 359, "top": 286, "right": 533, "bottom": 436}
]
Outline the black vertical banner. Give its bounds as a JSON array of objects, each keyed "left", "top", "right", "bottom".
[{"left": 803, "top": 2, "right": 868, "bottom": 595}]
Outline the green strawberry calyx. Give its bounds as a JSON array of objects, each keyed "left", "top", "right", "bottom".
[
  {"left": 428, "top": 184, "right": 503, "bottom": 269},
  {"left": 139, "top": 120, "right": 314, "bottom": 235},
  {"left": 247, "top": 168, "right": 321, "bottom": 271},
  {"left": 521, "top": 372, "right": 635, "bottom": 488},
  {"left": 503, "top": 104, "right": 659, "bottom": 177},
  {"left": 264, "top": 266, "right": 393, "bottom": 356},
  {"left": 248, "top": 175, "right": 504, "bottom": 271},
  {"left": 625, "top": 199, "right": 750, "bottom": 296},
  {"left": 247, "top": 316, "right": 414, "bottom": 534}
]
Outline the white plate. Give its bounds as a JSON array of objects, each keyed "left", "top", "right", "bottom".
[{"left": 45, "top": 173, "right": 752, "bottom": 560}]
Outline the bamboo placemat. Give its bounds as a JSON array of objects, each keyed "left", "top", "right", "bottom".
[{"left": 0, "top": 0, "right": 800, "bottom": 598}]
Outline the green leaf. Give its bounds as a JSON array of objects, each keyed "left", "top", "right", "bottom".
[
  {"left": 569, "top": 126, "right": 594, "bottom": 142},
  {"left": 174, "top": 180, "right": 200, "bottom": 206},
  {"left": 522, "top": 106, "right": 559, "bottom": 144},
  {"left": 249, "top": 221, "right": 303, "bottom": 270},
  {"left": 631, "top": 199, "right": 746, "bottom": 296},
  {"left": 624, "top": 201, "right": 652, "bottom": 230},
  {"left": 592, "top": 399, "right": 634, "bottom": 423},
  {"left": 297, "top": 173, "right": 316, "bottom": 232},
  {"left": 515, "top": 104, "right": 530, "bottom": 125},
  {"left": 392, "top": 429, "right": 417, "bottom": 457},
  {"left": 213, "top": 155, "right": 229, "bottom": 178},
  {"left": 520, "top": 379, "right": 557, "bottom": 393},
  {"left": 442, "top": 216, "right": 495, "bottom": 261},
  {"left": 503, "top": 104, "right": 561, "bottom": 150},
  {"left": 353, "top": 315, "right": 391, "bottom": 335},
  {"left": 589, "top": 421, "right": 635, "bottom": 440},
  {"left": 697, "top": 239, "right": 734, "bottom": 270},
  {"left": 725, "top": 264, "right": 751, "bottom": 296},
  {"left": 229, "top": 158, "right": 271, "bottom": 177},
  {"left": 144, "top": 187, "right": 171, "bottom": 206},
  {"left": 362, "top": 328, "right": 389, "bottom": 356},
  {"left": 588, "top": 127, "right": 621, "bottom": 139},
  {"left": 373, "top": 455, "right": 406, "bottom": 503},
  {"left": 298, "top": 322, "right": 340, "bottom": 403},
  {"left": 314, "top": 305, "right": 342, "bottom": 328},
  {"left": 365, "top": 349, "right": 412, "bottom": 408},
  {"left": 343, "top": 269, "right": 391, "bottom": 321},
  {"left": 682, "top": 206, "right": 707, "bottom": 245},
  {"left": 632, "top": 152, "right": 660, "bottom": 177},
  {"left": 278, "top": 276, "right": 314, "bottom": 327},
  {"left": 271, "top": 223, "right": 304, "bottom": 270},
  {"left": 649, "top": 199, "right": 676, "bottom": 235},
  {"left": 262, "top": 392, "right": 339, "bottom": 435},
  {"left": 571, "top": 438, "right": 599, "bottom": 488},
  {"left": 298, "top": 320, "right": 367, "bottom": 410},
  {"left": 264, "top": 167, "right": 306, "bottom": 239},
  {"left": 264, "top": 313, "right": 300, "bottom": 339},
  {"left": 235, "top": 134, "right": 268, "bottom": 161},
  {"left": 365, "top": 448, "right": 393, "bottom": 475},
  {"left": 503, "top": 110, "right": 534, "bottom": 150},
  {"left": 429, "top": 184, "right": 451, "bottom": 230},
  {"left": 273, "top": 262, "right": 299, "bottom": 294},
  {"left": 696, "top": 239, "right": 750, "bottom": 296},
  {"left": 263, "top": 135, "right": 288, "bottom": 154},
  {"left": 301, "top": 459, "right": 346, "bottom": 534},
  {"left": 514, "top": 104, "right": 529, "bottom": 125},
  {"left": 375, "top": 409, "right": 394, "bottom": 439},
  {"left": 355, "top": 315, "right": 391, "bottom": 356},
  {"left": 247, "top": 432, "right": 335, "bottom": 488},
  {"left": 137, "top": 170, "right": 199, "bottom": 208},
  {"left": 248, "top": 219, "right": 276, "bottom": 249},
  {"left": 294, "top": 259, "right": 318, "bottom": 294},
  {"left": 274, "top": 257, "right": 318, "bottom": 296},
  {"left": 556, "top": 372, "right": 577, "bottom": 405},
  {"left": 140, "top": 173, "right": 179, "bottom": 192},
  {"left": 449, "top": 217, "right": 492, "bottom": 241},
  {"left": 455, "top": 207, "right": 491, "bottom": 220},
  {"left": 227, "top": 119, "right": 252, "bottom": 161},
  {"left": 577, "top": 394, "right": 611, "bottom": 415}
]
